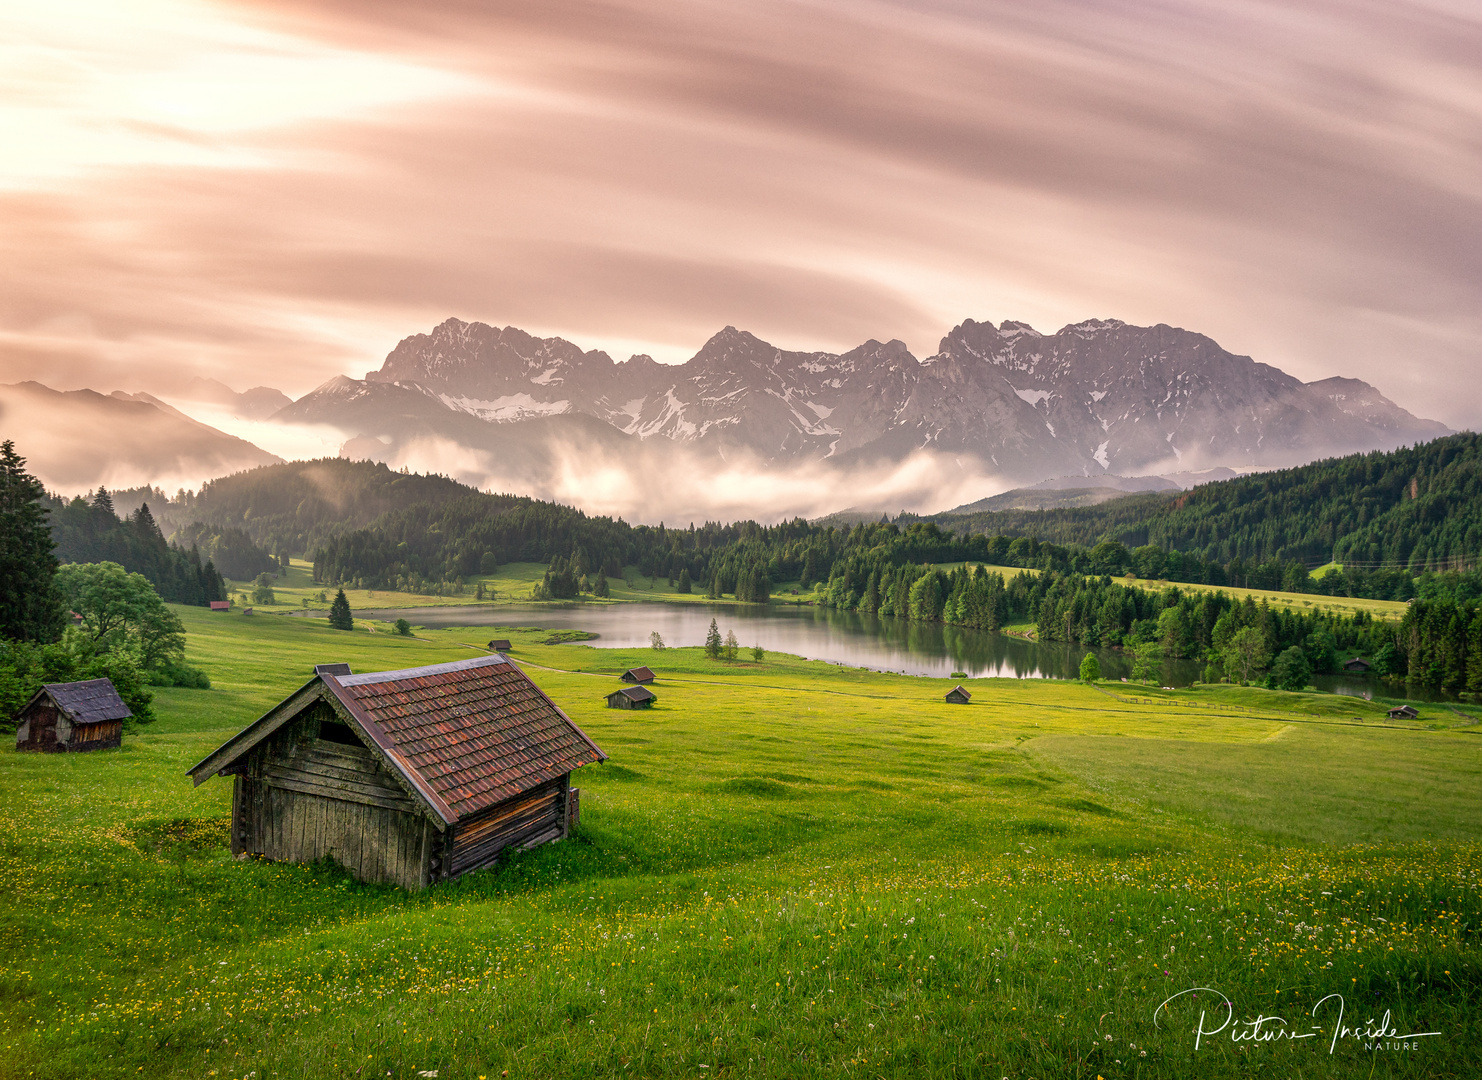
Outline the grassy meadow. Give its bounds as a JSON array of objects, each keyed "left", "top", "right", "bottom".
[{"left": 0, "top": 606, "right": 1478, "bottom": 1078}]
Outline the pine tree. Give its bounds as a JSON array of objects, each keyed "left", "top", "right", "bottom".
[
  {"left": 0, "top": 440, "right": 64, "bottom": 642},
  {"left": 594, "top": 569, "right": 610, "bottom": 598},
  {"left": 328, "top": 588, "right": 354, "bottom": 630},
  {"left": 677, "top": 568, "right": 691, "bottom": 594},
  {"left": 704, "top": 618, "right": 722, "bottom": 659},
  {"left": 723, "top": 629, "right": 739, "bottom": 662}
]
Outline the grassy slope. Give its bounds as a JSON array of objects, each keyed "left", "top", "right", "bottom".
[{"left": 3, "top": 608, "right": 1476, "bottom": 1079}]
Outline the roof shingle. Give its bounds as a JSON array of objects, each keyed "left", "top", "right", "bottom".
[
  {"left": 327, "top": 655, "right": 604, "bottom": 821},
  {"left": 40, "top": 679, "right": 132, "bottom": 724}
]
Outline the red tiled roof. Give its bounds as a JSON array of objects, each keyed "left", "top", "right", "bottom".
[{"left": 325, "top": 655, "right": 604, "bottom": 822}]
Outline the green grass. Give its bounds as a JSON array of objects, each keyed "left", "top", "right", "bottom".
[
  {"left": 0, "top": 608, "right": 1477, "bottom": 1078},
  {"left": 1115, "top": 573, "right": 1409, "bottom": 619}
]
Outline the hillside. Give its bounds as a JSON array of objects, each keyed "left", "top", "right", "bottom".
[
  {"left": 0, "top": 382, "right": 281, "bottom": 494},
  {"left": 929, "top": 431, "right": 1482, "bottom": 571}
]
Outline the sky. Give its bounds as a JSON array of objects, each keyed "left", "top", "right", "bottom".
[{"left": 1, "top": 0, "right": 1480, "bottom": 430}]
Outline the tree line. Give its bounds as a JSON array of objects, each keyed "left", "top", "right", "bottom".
[
  {"left": 43, "top": 489, "right": 229, "bottom": 606},
  {"left": 1, "top": 442, "right": 211, "bottom": 729},
  {"left": 921, "top": 432, "right": 1482, "bottom": 575}
]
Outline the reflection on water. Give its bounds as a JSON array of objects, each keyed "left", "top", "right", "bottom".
[
  {"left": 356, "top": 601, "right": 1210, "bottom": 683},
  {"left": 348, "top": 602, "right": 1450, "bottom": 701}
]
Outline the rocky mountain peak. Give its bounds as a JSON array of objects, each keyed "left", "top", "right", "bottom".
[{"left": 282, "top": 314, "right": 1449, "bottom": 483}]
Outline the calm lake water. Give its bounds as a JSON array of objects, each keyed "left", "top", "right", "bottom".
[{"left": 336, "top": 600, "right": 1450, "bottom": 702}]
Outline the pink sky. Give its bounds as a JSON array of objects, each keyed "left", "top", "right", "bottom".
[{"left": 2, "top": 0, "right": 1479, "bottom": 427}]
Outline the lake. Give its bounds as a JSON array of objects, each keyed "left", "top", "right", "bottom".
[
  {"left": 352, "top": 600, "right": 1188, "bottom": 683},
  {"left": 335, "top": 599, "right": 1453, "bottom": 702}
]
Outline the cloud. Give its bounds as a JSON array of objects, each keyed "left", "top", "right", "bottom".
[
  {"left": 347, "top": 430, "right": 1002, "bottom": 525},
  {"left": 0, "top": 0, "right": 1477, "bottom": 432}
]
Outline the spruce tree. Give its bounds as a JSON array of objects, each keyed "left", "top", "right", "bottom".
[
  {"left": 677, "top": 568, "right": 691, "bottom": 594},
  {"left": 704, "top": 618, "right": 722, "bottom": 659},
  {"left": 0, "top": 440, "right": 64, "bottom": 642},
  {"left": 328, "top": 588, "right": 354, "bottom": 630}
]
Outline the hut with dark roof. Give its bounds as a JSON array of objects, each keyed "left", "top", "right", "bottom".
[
  {"left": 14, "top": 679, "right": 131, "bottom": 752},
  {"left": 488, "top": 639, "right": 512, "bottom": 652},
  {"left": 1387, "top": 704, "right": 1419, "bottom": 719},
  {"left": 606, "top": 685, "right": 656, "bottom": 709},
  {"left": 620, "top": 666, "right": 655, "bottom": 684},
  {"left": 945, "top": 685, "right": 972, "bottom": 705},
  {"left": 186, "top": 655, "right": 605, "bottom": 889},
  {"left": 1342, "top": 657, "right": 1371, "bottom": 673}
]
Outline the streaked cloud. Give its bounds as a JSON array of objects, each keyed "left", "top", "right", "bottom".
[{"left": 0, "top": 0, "right": 1478, "bottom": 428}]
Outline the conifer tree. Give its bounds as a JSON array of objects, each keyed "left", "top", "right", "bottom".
[
  {"left": 704, "top": 618, "right": 722, "bottom": 659},
  {"left": 677, "top": 568, "right": 691, "bottom": 594},
  {"left": 328, "top": 588, "right": 354, "bottom": 630},
  {"left": 0, "top": 440, "right": 64, "bottom": 642}
]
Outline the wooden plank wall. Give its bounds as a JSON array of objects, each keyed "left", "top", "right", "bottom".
[
  {"left": 235, "top": 726, "right": 433, "bottom": 890},
  {"left": 445, "top": 775, "right": 567, "bottom": 879}
]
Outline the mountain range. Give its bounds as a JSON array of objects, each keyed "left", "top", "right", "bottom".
[
  {"left": 4, "top": 314, "right": 1452, "bottom": 517},
  {"left": 0, "top": 382, "right": 281, "bottom": 494},
  {"left": 278, "top": 316, "right": 1450, "bottom": 484}
]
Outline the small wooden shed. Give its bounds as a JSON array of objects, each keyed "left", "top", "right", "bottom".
[
  {"left": 1387, "top": 704, "right": 1419, "bottom": 719},
  {"left": 1342, "top": 657, "right": 1371, "bottom": 673},
  {"left": 945, "top": 685, "right": 972, "bottom": 705},
  {"left": 187, "top": 655, "right": 606, "bottom": 890},
  {"left": 606, "top": 685, "right": 656, "bottom": 709},
  {"left": 14, "top": 679, "right": 130, "bottom": 752},
  {"left": 488, "top": 639, "right": 512, "bottom": 652},
  {"left": 210, "top": 600, "right": 231, "bottom": 611},
  {"left": 620, "top": 666, "right": 656, "bottom": 684}
]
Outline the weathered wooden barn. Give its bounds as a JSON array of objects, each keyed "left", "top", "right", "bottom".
[
  {"left": 488, "top": 639, "right": 512, "bottom": 652},
  {"left": 187, "top": 654, "right": 606, "bottom": 889},
  {"left": 14, "top": 679, "right": 130, "bottom": 752},
  {"left": 1387, "top": 704, "right": 1419, "bottom": 719},
  {"left": 945, "top": 685, "right": 972, "bottom": 704},
  {"left": 620, "top": 666, "right": 656, "bottom": 684},
  {"left": 1342, "top": 657, "right": 1371, "bottom": 673},
  {"left": 606, "top": 685, "right": 655, "bottom": 709}
]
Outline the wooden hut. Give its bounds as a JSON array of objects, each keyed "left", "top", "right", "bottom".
[
  {"left": 620, "top": 666, "right": 656, "bottom": 684},
  {"left": 945, "top": 685, "right": 972, "bottom": 705},
  {"left": 488, "top": 639, "right": 512, "bottom": 652},
  {"left": 1387, "top": 704, "right": 1419, "bottom": 719},
  {"left": 186, "top": 654, "right": 606, "bottom": 890},
  {"left": 14, "top": 679, "right": 130, "bottom": 752},
  {"left": 1342, "top": 657, "right": 1371, "bottom": 673},
  {"left": 606, "top": 685, "right": 656, "bottom": 709}
]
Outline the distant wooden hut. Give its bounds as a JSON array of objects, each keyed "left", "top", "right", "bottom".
[
  {"left": 945, "top": 685, "right": 972, "bottom": 704},
  {"left": 1342, "top": 657, "right": 1371, "bottom": 673},
  {"left": 620, "top": 666, "right": 656, "bottom": 684},
  {"left": 210, "top": 600, "right": 230, "bottom": 612},
  {"left": 488, "top": 639, "right": 512, "bottom": 652},
  {"left": 14, "top": 679, "right": 130, "bottom": 752},
  {"left": 187, "top": 655, "right": 605, "bottom": 890},
  {"left": 606, "top": 685, "right": 656, "bottom": 709},
  {"left": 1387, "top": 704, "right": 1419, "bottom": 719}
]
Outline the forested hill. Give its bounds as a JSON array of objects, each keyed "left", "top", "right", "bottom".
[
  {"left": 160, "top": 459, "right": 478, "bottom": 558},
  {"left": 926, "top": 432, "right": 1482, "bottom": 571}
]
